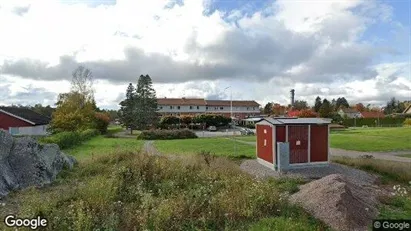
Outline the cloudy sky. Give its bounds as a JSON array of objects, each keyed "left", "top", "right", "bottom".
[{"left": 0, "top": 0, "right": 410, "bottom": 109}]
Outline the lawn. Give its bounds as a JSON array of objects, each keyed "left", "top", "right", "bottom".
[
  {"left": 234, "top": 135, "right": 257, "bottom": 142},
  {"left": 330, "top": 127, "right": 411, "bottom": 152},
  {"left": 154, "top": 137, "right": 256, "bottom": 159},
  {"left": 65, "top": 136, "right": 144, "bottom": 161},
  {"left": 398, "top": 154, "right": 411, "bottom": 158}
]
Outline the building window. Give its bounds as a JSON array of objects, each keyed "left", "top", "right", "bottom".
[
  {"left": 159, "top": 106, "right": 163, "bottom": 109},
  {"left": 197, "top": 106, "right": 199, "bottom": 109},
  {"left": 220, "top": 107, "right": 224, "bottom": 110},
  {"left": 206, "top": 106, "right": 208, "bottom": 110},
  {"left": 253, "top": 107, "right": 255, "bottom": 110},
  {"left": 264, "top": 139, "right": 267, "bottom": 146},
  {"left": 190, "top": 106, "right": 193, "bottom": 109},
  {"left": 215, "top": 107, "right": 218, "bottom": 110},
  {"left": 177, "top": 106, "right": 180, "bottom": 110},
  {"left": 170, "top": 106, "right": 173, "bottom": 109}
]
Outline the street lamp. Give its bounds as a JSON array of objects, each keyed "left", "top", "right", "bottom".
[{"left": 224, "top": 86, "right": 233, "bottom": 124}]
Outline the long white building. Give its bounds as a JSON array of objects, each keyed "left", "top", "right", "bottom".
[{"left": 157, "top": 98, "right": 260, "bottom": 119}]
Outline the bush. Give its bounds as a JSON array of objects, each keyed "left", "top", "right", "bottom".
[
  {"left": 40, "top": 129, "right": 100, "bottom": 149},
  {"left": 137, "top": 129, "right": 198, "bottom": 140},
  {"left": 404, "top": 118, "right": 411, "bottom": 126},
  {"left": 342, "top": 117, "right": 405, "bottom": 127},
  {"left": 94, "top": 112, "right": 110, "bottom": 134}
]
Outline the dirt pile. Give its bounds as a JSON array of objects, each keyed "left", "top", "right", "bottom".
[{"left": 289, "top": 174, "right": 379, "bottom": 231}]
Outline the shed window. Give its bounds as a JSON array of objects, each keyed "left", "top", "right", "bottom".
[{"left": 264, "top": 139, "right": 267, "bottom": 146}]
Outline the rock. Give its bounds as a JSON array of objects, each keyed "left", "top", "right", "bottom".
[
  {"left": 0, "top": 130, "right": 76, "bottom": 198},
  {"left": 289, "top": 174, "right": 379, "bottom": 231}
]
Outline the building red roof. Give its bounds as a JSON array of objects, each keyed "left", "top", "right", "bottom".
[
  {"left": 360, "top": 111, "right": 385, "bottom": 118},
  {"left": 157, "top": 98, "right": 207, "bottom": 106},
  {"left": 205, "top": 100, "right": 260, "bottom": 107}
]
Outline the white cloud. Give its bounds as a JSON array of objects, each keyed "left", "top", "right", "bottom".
[{"left": 0, "top": 0, "right": 409, "bottom": 109}]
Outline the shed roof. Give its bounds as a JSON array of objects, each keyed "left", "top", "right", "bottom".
[
  {"left": 257, "top": 117, "right": 331, "bottom": 125},
  {"left": 0, "top": 106, "right": 51, "bottom": 125}
]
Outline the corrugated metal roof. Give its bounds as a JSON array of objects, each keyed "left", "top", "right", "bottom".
[{"left": 256, "top": 117, "right": 331, "bottom": 125}]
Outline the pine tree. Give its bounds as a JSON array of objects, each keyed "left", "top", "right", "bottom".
[
  {"left": 319, "top": 99, "right": 332, "bottom": 118},
  {"left": 135, "top": 75, "right": 159, "bottom": 130},
  {"left": 119, "top": 83, "right": 136, "bottom": 134},
  {"left": 314, "top": 96, "right": 322, "bottom": 112}
]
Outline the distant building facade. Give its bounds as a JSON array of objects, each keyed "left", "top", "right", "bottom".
[
  {"left": 157, "top": 98, "right": 260, "bottom": 120},
  {"left": 338, "top": 108, "right": 362, "bottom": 119}
]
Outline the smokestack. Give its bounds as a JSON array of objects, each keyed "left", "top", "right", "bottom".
[{"left": 290, "top": 89, "right": 295, "bottom": 106}]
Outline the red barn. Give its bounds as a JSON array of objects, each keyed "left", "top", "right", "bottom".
[
  {"left": 255, "top": 117, "right": 330, "bottom": 169},
  {"left": 0, "top": 107, "right": 51, "bottom": 136}
]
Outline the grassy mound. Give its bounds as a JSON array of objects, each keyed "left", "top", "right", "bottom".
[{"left": 1, "top": 151, "right": 327, "bottom": 230}]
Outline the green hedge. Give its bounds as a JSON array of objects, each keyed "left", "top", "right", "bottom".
[
  {"left": 342, "top": 117, "right": 406, "bottom": 127},
  {"left": 137, "top": 129, "right": 198, "bottom": 140},
  {"left": 39, "top": 129, "right": 100, "bottom": 149}
]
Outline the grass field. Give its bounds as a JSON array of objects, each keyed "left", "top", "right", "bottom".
[
  {"left": 398, "top": 154, "right": 411, "bottom": 158},
  {"left": 0, "top": 149, "right": 327, "bottom": 230},
  {"left": 154, "top": 137, "right": 256, "bottom": 159},
  {"left": 65, "top": 136, "right": 143, "bottom": 160},
  {"left": 228, "top": 127, "right": 411, "bottom": 152},
  {"left": 330, "top": 127, "right": 411, "bottom": 152}
]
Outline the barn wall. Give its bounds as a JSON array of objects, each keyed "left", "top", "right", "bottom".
[
  {"left": 310, "top": 125, "right": 328, "bottom": 162},
  {"left": 256, "top": 124, "right": 273, "bottom": 163},
  {"left": 0, "top": 112, "right": 32, "bottom": 131}
]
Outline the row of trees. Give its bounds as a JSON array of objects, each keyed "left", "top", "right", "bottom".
[{"left": 118, "top": 75, "right": 159, "bottom": 133}]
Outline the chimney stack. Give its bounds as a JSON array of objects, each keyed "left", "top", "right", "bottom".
[{"left": 290, "top": 89, "right": 295, "bottom": 106}]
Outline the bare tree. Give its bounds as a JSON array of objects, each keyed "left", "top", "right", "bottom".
[{"left": 71, "top": 66, "right": 94, "bottom": 101}]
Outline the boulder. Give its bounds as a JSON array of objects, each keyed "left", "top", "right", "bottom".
[
  {"left": 289, "top": 174, "right": 379, "bottom": 231},
  {"left": 0, "top": 130, "right": 76, "bottom": 198}
]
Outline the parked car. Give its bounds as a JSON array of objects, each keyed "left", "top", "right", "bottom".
[
  {"left": 240, "top": 128, "right": 254, "bottom": 135},
  {"left": 207, "top": 126, "right": 217, "bottom": 132}
]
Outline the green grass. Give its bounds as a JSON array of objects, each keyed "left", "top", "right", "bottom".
[
  {"left": 154, "top": 137, "right": 256, "bottom": 159},
  {"left": 0, "top": 151, "right": 327, "bottom": 231},
  {"left": 398, "top": 154, "right": 411, "bottom": 158},
  {"left": 332, "top": 156, "right": 411, "bottom": 184},
  {"left": 330, "top": 127, "right": 411, "bottom": 152},
  {"left": 65, "top": 136, "right": 144, "bottom": 161},
  {"left": 379, "top": 193, "right": 411, "bottom": 220},
  {"left": 234, "top": 136, "right": 257, "bottom": 142}
]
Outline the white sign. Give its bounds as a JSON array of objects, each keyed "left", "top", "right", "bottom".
[{"left": 296, "top": 140, "right": 301, "bottom": 146}]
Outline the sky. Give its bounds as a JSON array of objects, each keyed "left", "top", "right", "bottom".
[{"left": 0, "top": 0, "right": 410, "bottom": 110}]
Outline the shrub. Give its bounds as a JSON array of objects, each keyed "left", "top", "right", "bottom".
[
  {"left": 94, "top": 112, "right": 110, "bottom": 134},
  {"left": 137, "top": 129, "right": 198, "bottom": 140},
  {"left": 404, "top": 118, "right": 411, "bottom": 126},
  {"left": 39, "top": 129, "right": 100, "bottom": 149}
]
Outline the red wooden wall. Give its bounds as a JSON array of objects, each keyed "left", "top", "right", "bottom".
[
  {"left": 256, "top": 125, "right": 273, "bottom": 163},
  {"left": 310, "top": 125, "right": 328, "bottom": 162},
  {"left": 288, "top": 125, "right": 309, "bottom": 164},
  {"left": 0, "top": 112, "right": 32, "bottom": 131}
]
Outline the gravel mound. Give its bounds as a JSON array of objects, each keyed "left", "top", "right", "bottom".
[{"left": 290, "top": 174, "right": 379, "bottom": 231}]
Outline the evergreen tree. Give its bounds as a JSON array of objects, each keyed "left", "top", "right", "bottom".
[
  {"left": 119, "top": 83, "right": 136, "bottom": 134},
  {"left": 336, "top": 97, "right": 349, "bottom": 110},
  {"left": 293, "top": 100, "right": 308, "bottom": 110},
  {"left": 314, "top": 96, "right": 322, "bottom": 112},
  {"left": 135, "top": 75, "right": 159, "bottom": 130},
  {"left": 319, "top": 99, "right": 332, "bottom": 118}
]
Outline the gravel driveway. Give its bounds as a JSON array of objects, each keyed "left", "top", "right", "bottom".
[{"left": 240, "top": 159, "right": 378, "bottom": 186}]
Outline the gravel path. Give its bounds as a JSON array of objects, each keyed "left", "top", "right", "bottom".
[
  {"left": 240, "top": 159, "right": 378, "bottom": 186},
  {"left": 231, "top": 139, "right": 411, "bottom": 163}
]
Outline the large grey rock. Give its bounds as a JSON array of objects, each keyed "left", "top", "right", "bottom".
[{"left": 0, "top": 130, "right": 76, "bottom": 198}]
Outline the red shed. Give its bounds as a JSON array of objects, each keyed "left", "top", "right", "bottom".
[{"left": 255, "top": 117, "right": 331, "bottom": 169}]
